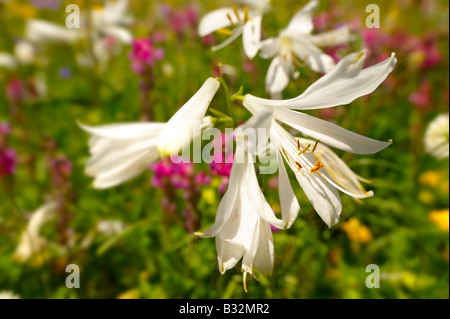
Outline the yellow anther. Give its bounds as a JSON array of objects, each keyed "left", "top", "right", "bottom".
[
  {"left": 297, "top": 139, "right": 301, "bottom": 151},
  {"left": 233, "top": 6, "right": 240, "bottom": 21},
  {"left": 217, "top": 28, "right": 233, "bottom": 36},
  {"left": 312, "top": 140, "right": 320, "bottom": 153},
  {"left": 310, "top": 161, "right": 324, "bottom": 174},
  {"left": 244, "top": 6, "right": 249, "bottom": 23},
  {"left": 226, "top": 12, "right": 235, "bottom": 26},
  {"left": 295, "top": 161, "right": 303, "bottom": 171},
  {"left": 298, "top": 144, "right": 310, "bottom": 155},
  {"left": 243, "top": 272, "right": 248, "bottom": 293}
]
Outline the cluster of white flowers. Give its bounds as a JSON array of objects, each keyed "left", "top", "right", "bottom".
[{"left": 78, "top": 0, "right": 397, "bottom": 291}]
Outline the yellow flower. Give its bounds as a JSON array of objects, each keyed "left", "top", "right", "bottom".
[
  {"left": 419, "top": 170, "right": 444, "bottom": 189},
  {"left": 341, "top": 217, "right": 373, "bottom": 243},
  {"left": 6, "top": 3, "right": 37, "bottom": 19},
  {"left": 429, "top": 209, "right": 449, "bottom": 232}
]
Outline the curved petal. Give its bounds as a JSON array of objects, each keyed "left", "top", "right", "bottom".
[
  {"left": 274, "top": 108, "right": 392, "bottom": 154},
  {"left": 291, "top": 40, "right": 336, "bottom": 73},
  {"left": 90, "top": 145, "right": 159, "bottom": 189},
  {"left": 79, "top": 121, "right": 164, "bottom": 140},
  {"left": 310, "top": 25, "right": 353, "bottom": 47},
  {"left": 259, "top": 37, "right": 281, "bottom": 59},
  {"left": 284, "top": 0, "right": 318, "bottom": 35},
  {"left": 216, "top": 237, "right": 245, "bottom": 274},
  {"left": 253, "top": 220, "right": 274, "bottom": 276},
  {"left": 198, "top": 8, "right": 242, "bottom": 37},
  {"left": 157, "top": 77, "right": 220, "bottom": 156},
  {"left": 265, "top": 56, "right": 291, "bottom": 96},
  {"left": 273, "top": 138, "right": 300, "bottom": 229},
  {"left": 195, "top": 161, "right": 241, "bottom": 238},
  {"left": 243, "top": 52, "right": 397, "bottom": 110},
  {"left": 294, "top": 162, "right": 342, "bottom": 228},
  {"left": 26, "top": 19, "right": 81, "bottom": 44},
  {"left": 242, "top": 15, "right": 262, "bottom": 59}
]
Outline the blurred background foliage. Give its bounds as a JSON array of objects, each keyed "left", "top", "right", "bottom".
[{"left": 0, "top": 0, "right": 448, "bottom": 299}]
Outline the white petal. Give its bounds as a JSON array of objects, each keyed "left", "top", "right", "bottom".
[
  {"left": 253, "top": 220, "right": 274, "bottom": 276},
  {"left": 272, "top": 137, "right": 300, "bottom": 229},
  {"left": 79, "top": 121, "right": 164, "bottom": 140},
  {"left": 196, "top": 161, "right": 241, "bottom": 238},
  {"left": 259, "top": 37, "right": 281, "bottom": 59},
  {"left": 294, "top": 160, "right": 342, "bottom": 228},
  {"left": 243, "top": 52, "right": 397, "bottom": 110},
  {"left": 91, "top": 145, "right": 159, "bottom": 189},
  {"left": 265, "top": 56, "right": 291, "bottom": 96},
  {"left": 274, "top": 108, "right": 392, "bottom": 154},
  {"left": 310, "top": 25, "right": 353, "bottom": 47},
  {"left": 216, "top": 237, "right": 245, "bottom": 274},
  {"left": 156, "top": 78, "right": 219, "bottom": 156},
  {"left": 102, "top": 25, "right": 133, "bottom": 44},
  {"left": 243, "top": 161, "right": 284, "bottom": 229},
  {"left": 291, "top": 40, "right": 336, "bottom": 73},
  {"left": 298, "top": 138, "right": 372, "bottom": 198},
  {"left": 284, "top": 0, "right": 318, "bottom": 35},
  {"left": 26, "top": 19, "right": 81, "bottom": 44},
  {"left": 198, "top": 8, "right": 242, "bottom": 37},
  {"left": 242, "top": 15, "right": 262, "bottom": 59}
]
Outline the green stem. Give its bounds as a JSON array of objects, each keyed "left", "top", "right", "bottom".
[{"left": 216, "top": 77, "right": 236, "bottom": 128}]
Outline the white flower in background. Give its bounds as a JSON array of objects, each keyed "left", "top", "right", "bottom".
[
  {"left": 0, "top": 291, "right": 20, "bottom": 299},
  {"left": 243, "top": 51, "right": 397, "bottom": 227},
  {"left": 0, "top": 41, "right": 36, "bottom": 69},
  {"left": 259, "top": 0, "right": 353, "bottom": 98},
  {"left": 25, "top": 0, "right": 132, "bottom": 70},
  {"left": 14, "top": 201, "right": 58, "bottom": 263},
  {"left": 196, "top": 116, "right": 285, "bottom": 292},
  {"left": 424, "top": 113, "right": 449, "bottom": 159},
  {"left": 97, "top": 220, "right": 125, "bottom": 237},
  {"left": 90, "top": 0, "right": 133, "bottom": 44},
  {"left": 198, "top": 0, "right": 270, "bottom": 59},
  {"left": 80, "top": 77, "right": 219, "bottom": 189}
]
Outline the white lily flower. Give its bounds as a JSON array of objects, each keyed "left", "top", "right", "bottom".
[
  {"left": 424, "top": 113, "right": 449, "bottom": 160},
  {"left": 90, "top": 0, "right": 133, "bottom": 44},
  {"left": 80, "top": 78, "right": 219, "bottom": 189},
  {"left": 259, "top": 0, "right": 353, "bottom": 97},
  {"left": 14, "top": 201, "right": 58, "bottom": 263},
  {"left": 198, "top": 0, "right": 270, "bottom": 59},
  {"left": 243, "top": 51, "right": 397, "bottom": 227},
  {"left": 196, "top": 122, "right": 284, "bottom": 292}
]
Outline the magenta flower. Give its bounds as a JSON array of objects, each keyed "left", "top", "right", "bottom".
[
  {"left": 409, "top": 80, "right": 432, "bottom": 109},
  {"left": 209, "top": 133, "right": 234, "bottom": 193},
  {"left": 150, "top": 157, "right": 210, "bottom": 191},
  {"left": 129, "top": 38, "right": 164, "bottom": 75},
  {"left": 0, "top": 148, "right": 17, "bottom": 177},
  {"left": 0, "top": 122, "right": 11, "bottom": 136}
]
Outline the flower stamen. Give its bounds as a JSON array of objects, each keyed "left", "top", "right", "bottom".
[{"left": 310, "top": 161, "right": 324, "bottom": 174}]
